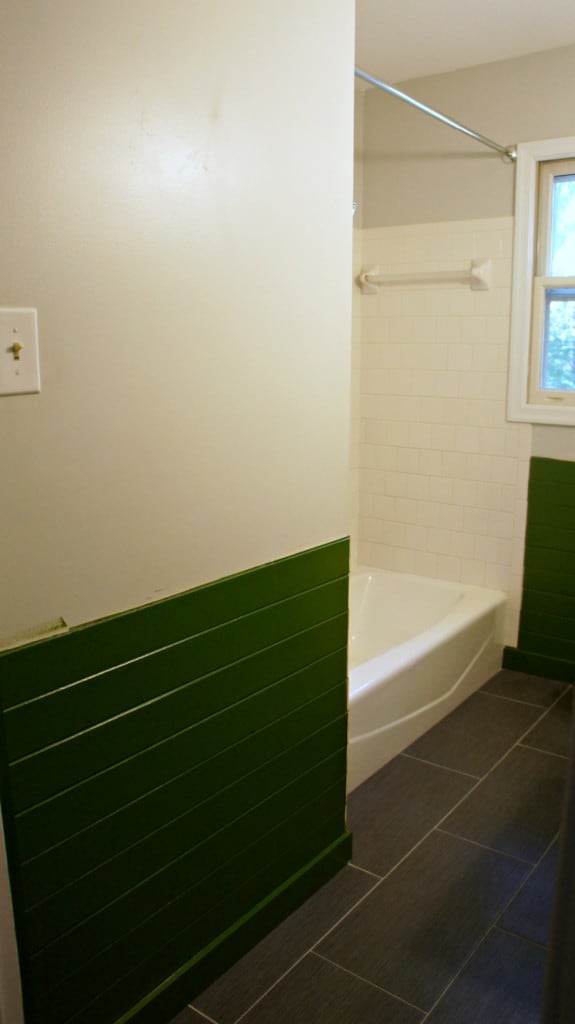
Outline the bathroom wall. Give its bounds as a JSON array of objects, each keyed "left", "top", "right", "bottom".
[
  {"left": 354, "top": 217, "right": 531, "bottom": 643},
  {"left": 353, "top": 43, "right": 575, "bottom": 644},
  {"left": 349, "top": 92, "right": 364, "bottom": 560},
  {"left": 360, "top": 43, "right": 575, "bottom": 228},
  {"left": 0, "top": 0, "right": 354, "bottom": 645},
  {"left": 0, "top": 4, "right": 355, "bottom": 1023}
]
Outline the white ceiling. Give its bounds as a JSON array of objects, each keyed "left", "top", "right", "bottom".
[{"left": 355, "top": 0, "right": 575, "bottom": 83}]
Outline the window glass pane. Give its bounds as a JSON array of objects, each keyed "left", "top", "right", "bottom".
[
  {"left": 542, "top": 288, "right": 575, "bottom": 390},
  {"left": 550, "top": 174, "right": 575, "bottom": 275}
]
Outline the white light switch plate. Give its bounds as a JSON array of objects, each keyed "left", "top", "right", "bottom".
[{"left": 0, "top": 308, "right": 41, "bottom": 396}]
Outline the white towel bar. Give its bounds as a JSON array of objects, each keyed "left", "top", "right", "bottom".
[{"left": 358, "top": 258, "right": 491, "bottom": 294}]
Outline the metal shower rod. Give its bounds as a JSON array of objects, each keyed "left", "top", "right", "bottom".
[{"left": 355, "top": 67, "right": 517, "bottom": 163}]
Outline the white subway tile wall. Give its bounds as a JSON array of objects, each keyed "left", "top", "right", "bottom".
[{"left": 352, "top": 218, "right": 531, "bottom": 645}]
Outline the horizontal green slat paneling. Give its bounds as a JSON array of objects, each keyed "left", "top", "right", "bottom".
[
  {"left": 529, "top": 457, "right": 575, "bottom": 485},
  {"left": 525, "top": 522, "right": 575, "bottom": 555},
  {"left": 530, "top": 480, "right": 575, "bottom": 508},
  {"left": 521, "top": 589, "right": 575, "bottom": 622},
  {"left": 0, "top": 540, "right": 350, "bottom": 1024},
  {"left": 31, "top": 802, "right": 345, "bottom": 1024},
  {"left": 21, "top": 683, "right": 346, "bottom": 907},
  {"left": 28, "top": 787, "right": 345, "bottom": 1002},
  {"left": 65, "top": 817, "right": 346, "bottom": 1024},
  {"left": 23, "top": 750, "right": 347, "bottom": 957},
  {"left": 525, "top": 491, "right": 575, "bottom": 530},
  {"left": 523, "top": 565, "right": 575, "bottom": 599},
  {"left": 117, "top": 835, "right": 352, "bottom": 1024},
  {"left": 518, "top": 630, "right": 575, "bottom": 662},
  {"left": 523, "top": 546, "right": 575, "bottom": 575},
  {"left": 15, "top": 627, "right": 346, "bottom": 859},
  {"left": 5, "top": 577, "right": 348, "bottom": 762},
  {"left": 27, "top": 772, "right": 347, "bottom": 990},
  {"left": 10, "top": 612, "right": 347, "bottom": 813},
  {"left": 0, "top": 539, "right": 349, "bottom": 708},
  {"left": 502, "top": 646, "right": 574, "bottom": 682},
  {"left": 519, "top": 609, "right": 575, "bottom": 643},
  {"left": 24, "top": 726, "right": 347, "bottom": 945}
]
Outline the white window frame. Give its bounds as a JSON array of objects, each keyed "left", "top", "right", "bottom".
[{"left": 508, "top": 136, "right": 575, "bottom": 425}]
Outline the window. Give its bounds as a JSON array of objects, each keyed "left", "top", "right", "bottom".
[{"left": 508, "top": 138, "right": 575, "bottom": 424}]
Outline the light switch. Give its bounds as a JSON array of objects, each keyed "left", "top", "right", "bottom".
[{"left": 0, "top": 309, "right": 41, "bottom": 396}]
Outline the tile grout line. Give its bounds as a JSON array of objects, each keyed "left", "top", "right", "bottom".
[
  {"left": 416, "top": 688, "right": 568, "bottom": 1024},
  {"left": 519, "top": 741, "right": 570, "bottom": 760},
  {"left": 186, "top": 1008, "right": 219, "bottom": 1023},
  {"left": 492, "top": 830, "right": 560, "bottom": 936},
  {"left": 348, "top": 863, "right": 385, "bottom": 880},
  {"left": 494, "top": 922, "right": 551, "bottom": 951},
  {"left": 418, "top": 831, "right": 560, "bottom": 1023},
  {"left": 399, "top": 751, "right": 481, "bottom": 780},
  {"left": 434, "top": 826, "right": 535, "bottom": 865},
  {"left": 189, "top": 683, "right": 568, "bottom": 1024},
  {"left": 424, "top": 683, "right": 569, "bottom": 837},
  {"left": 311, "top": 949, "right": 427, "bottom": 1014},
  {"left": 229, "top": 874, "right": 385, "bottom": 1024},
  {"left": 345, "top": 685, "right": 570, "bottom": 1023},
  {"left": 343, "top": 682, "right": 571, "bottom": 967},
  {"left": 480, "top": 689, "right": 567, "bottom": 710}
]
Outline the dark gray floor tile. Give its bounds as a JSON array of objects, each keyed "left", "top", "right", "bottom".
[
  {"left": 405, "top": 692, "right": 541, "bottom": 776},
  {"left": 240, "top": 953, "right": 423, "bottom": 1024},
  {"left": 348, "top": 753, "right": 474, "bottom": 876},
  {"left": 317, "top": 830, "right": 528, "bottom": 1011},
  {"left": 424, "top": 927, "right": 547, "bottom": 1024},
  {"left": 499, "top": 840, "right": 560, "bottom": 946},
  {"left": 522, "top": 688, "right": 573, "bottom": 758},
  {"left": 193, "top": 866, "right": 377, "bottom": 1024},
  {"left": 482, "top": 670, "right": 567, "bottom": 707},
  {"left": 442, "top": 745, "right": 567, "bottom": 863}
]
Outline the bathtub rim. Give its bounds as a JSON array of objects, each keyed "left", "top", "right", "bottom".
[{"left": 348, "top": 565, "right": 506, "bottom": 699}]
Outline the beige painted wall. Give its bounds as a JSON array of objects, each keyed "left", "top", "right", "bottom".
[
  {"left": 359, "top": 44, "right": 575, "bottom": 228},
  {"left": 0, "top": 1, "right": 355, "bottom": 643},
  {"left": 356, "top": 43, "right": 575, "bottom": 464}
]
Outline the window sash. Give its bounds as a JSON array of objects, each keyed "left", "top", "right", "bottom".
[
  {"left": 508, "top": 136, "right": 575, "bottom": 425},
  {"left": 536, "top": 158, "right": 575, "bottom": 277},
  {"left": 529, "top": 276, "right": 575, "bottom": 405}
]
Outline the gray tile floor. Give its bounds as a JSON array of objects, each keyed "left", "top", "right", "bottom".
[{"left": 172, "top": 670, "right": 572, "bottom": 1024}]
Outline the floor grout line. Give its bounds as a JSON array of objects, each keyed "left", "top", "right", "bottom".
[
  {"left": 434, "top": 826, "right": 535, "bottom": 865},
  {"left": 229, "top": 874, "right": 384, "bottom": 1024},
  {"left": 429, "top": 684, "right": 567, "bottom": 839},
  {"left": 480, "top": 689, "right": 567, "bottom": 710},
  {"left": 399, "top": 751, "right": 482, "bottom": 780},
  {"left": 348, "top": 862, "right": 384, "bottom": 880},
  {"left": 187, "top": 1007, "right": 219, "bottom": 1023},
  {"left": 311, "top": 950, "right": 427, "bottom": 1014},
  {"left": 519, "top": 741, "right": 569, "bottom": 760},
  {"left": 186, "top": 680, "right": 568, "bottom": 1024},
  {"left": 419, "top": 866, "right": 554, "bottom": 1024},
  {"left": 359, "top": 687, "right": 570, "bottom": 1024},
  {"left": 419, "top": 925, "right": 498, "bottom": 1023},
  {"left": 357, "top": 688, "right": 566, "bottom": 898},
  {"left": 494, "top": 923, "right": 550, "bottom": 951},
  {"left": 491, "top": 831, "right": 560, "bottom": 936}
]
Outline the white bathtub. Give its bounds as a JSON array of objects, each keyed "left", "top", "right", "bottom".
[{"left": 347, "top": 567, "right": 506, "bottom": 792}]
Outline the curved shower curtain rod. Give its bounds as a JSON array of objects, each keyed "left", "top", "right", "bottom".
[{"left": 355, "top": 67, "right": 517, "bottom": 163}]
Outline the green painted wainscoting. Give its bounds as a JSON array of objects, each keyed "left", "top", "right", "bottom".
[
  {"left": 503, "top": 458, "right": 575, "bottom": 682},
  {"left": 0, "top": 539, "right": 351, "bottom": 1024}
]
